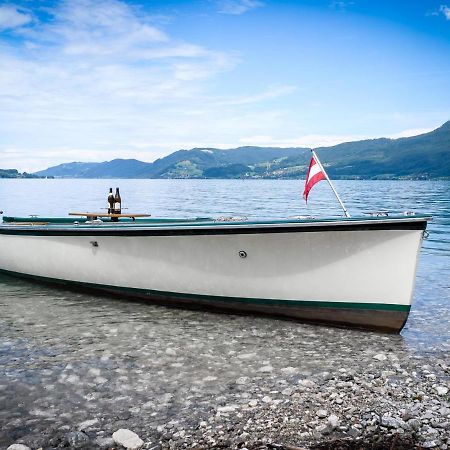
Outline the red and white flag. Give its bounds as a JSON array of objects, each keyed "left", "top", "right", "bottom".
[{"left": 303, "top": 155, "right": 326, "bottom": 203}]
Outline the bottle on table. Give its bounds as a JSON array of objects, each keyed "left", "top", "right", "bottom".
[
  {"left": 114, "top": 188, "right": 121, "bottom": 215},
  {"left": 107, "top": 188, "right": 114, "bottom": 214}
]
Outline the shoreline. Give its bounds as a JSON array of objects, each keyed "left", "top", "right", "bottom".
[
  {"left": 1, "top": 324, "right": 448, "bottom": 449},
  {"left": 3, "top": 361, "right": 449, "bottom": 449}
]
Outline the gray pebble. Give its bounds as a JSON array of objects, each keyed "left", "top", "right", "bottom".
[{"left": 66, "top": 431, "right": 90, "bottom": 448}]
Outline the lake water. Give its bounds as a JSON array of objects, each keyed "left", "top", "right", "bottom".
[
  {"left": 0, "top": 179, "right": 449, "bottom": 447},
  {"left": 0, "top": 179, "right": 449, "bottom": 351}
]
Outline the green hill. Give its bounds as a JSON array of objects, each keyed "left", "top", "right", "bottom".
[
  {"left": 0, "top": 169, "right": 40, "bottom": 179},
  {"left": 33, "top": 121, "right": 450, "bottom": 180},
  {"left": 317, "top": 120, "right": 450, "bottom": 179}
]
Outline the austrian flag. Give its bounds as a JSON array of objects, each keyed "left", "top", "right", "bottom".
[{"left": 303, "top": 156, "right": 326, "bottom": 203}]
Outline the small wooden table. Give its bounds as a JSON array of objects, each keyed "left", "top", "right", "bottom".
[{"left": 69, "top": 212, "right": 151, "bottom": 222}]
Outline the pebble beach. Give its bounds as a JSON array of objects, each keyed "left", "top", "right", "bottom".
[{"left": 1, "top": 271, "right": 449, "bottom": 450}]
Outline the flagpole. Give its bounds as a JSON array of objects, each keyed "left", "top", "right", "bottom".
[{"left": 311, "top": 149, "right": 351, "bottom": 218}]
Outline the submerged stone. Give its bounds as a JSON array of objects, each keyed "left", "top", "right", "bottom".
[
  {"left": 112, "top": 429, "right": 144, "bottom": 450},
  {"left": 65, "top": 431, "right": 90, "bottom": 448}
]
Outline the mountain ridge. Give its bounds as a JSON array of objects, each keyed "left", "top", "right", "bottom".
[{"left": 31, "top": 120, "right": 450, "bottom": 180}]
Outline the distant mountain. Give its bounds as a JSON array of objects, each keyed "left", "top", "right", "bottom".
[
  {"left": 33, "top": 121, "right": 450, "bottom": 180},
  {"left": 34, "top": 147, "right": 309, "bottom": 179},
  {"left": 33, "top": 162, "right": 99, "bottom": 178},
  {"left": 318, "top": 120, "right": 450, "bottom": 179},
  {"left": 39, "top": 159, "right": 154, "bottom": 178},
  {"left": 0, "top": 169, "right": 41, "bottom": 179}
]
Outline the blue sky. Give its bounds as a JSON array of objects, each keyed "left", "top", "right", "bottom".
[{"left": 1, "top": 0, "right": 449, "bottom": 171}]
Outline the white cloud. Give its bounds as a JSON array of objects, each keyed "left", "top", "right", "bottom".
[
  {"left": 216, "top": 85, "right": 297, "bottom": 106},
  {"left": 440, "top": 5, "right": 450, "bottom": 19},
  {"left": 216, "top": 0, "right": 264, "bottom": 15},
  {"left": 388, "top": 127, "right": 435, "bottom": 138},
  {"left": 0, "top": 0, "right": 252, "bottom": 170},
  {"left": 239, "top": 134, "right": 369, "bottom": 148},
  {"left": 0, "top": 5, "right": 32, "bottom": 30},
  {"left": 238, "top": 126, "right": 436, "bottom": 149},
  {"left": 329, "top": 1, "right": 353, "bottom": 10}
]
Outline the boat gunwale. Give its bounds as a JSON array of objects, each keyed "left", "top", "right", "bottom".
[{"left": 0, "top": 215, "right": 430, "bottom": 235}]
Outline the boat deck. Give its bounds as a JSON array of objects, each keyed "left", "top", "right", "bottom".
[
  {"left": 2, "top": 214, "right": 430, "bottom": 226},
  {"left": 2, "top": 215, "right": 213, "bottom": 225},
  {"left": 0, "top": 214, "right": 430, "bottom": 236}
]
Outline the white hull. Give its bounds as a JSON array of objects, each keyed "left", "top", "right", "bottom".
[{"left": 0, "top": 217, "right": 427, "bottom": 331}]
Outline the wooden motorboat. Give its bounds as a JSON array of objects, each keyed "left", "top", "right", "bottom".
[{"left": 0, "top": 213, "right": 429, "bottom": 332}]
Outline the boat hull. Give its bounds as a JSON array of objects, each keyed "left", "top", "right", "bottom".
[{"left": 0, "top": 217, "right": 427, "bottom": 332}]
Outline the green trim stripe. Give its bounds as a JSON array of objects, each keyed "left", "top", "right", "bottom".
[{"left": 0, "top": 268, "right": 411, "bottom": 312}]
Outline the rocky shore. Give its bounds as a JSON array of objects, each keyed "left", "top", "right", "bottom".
[
  {"left": 2, "top": 327, "right": 449, "bottom": 449},
  {"left": 4, "top": 356, "right": 450, "bottom": 450},
  {"left": 1, "top": 274, "right": 449, "bottom": 450}
]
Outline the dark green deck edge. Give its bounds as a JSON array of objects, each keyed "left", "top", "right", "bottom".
[
  {"left": 0, "top": 217, "right": 428, "bottom": 236},
  {"left": 0, "top": 268, "right": 411, "bottom": 312},
  {"left": 2, "top": 216, "right": 212, "bottom": 224},
  {"left": 3, "top": 214, "right": 431, "bottom": 227}
]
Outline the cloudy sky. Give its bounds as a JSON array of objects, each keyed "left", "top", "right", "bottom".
[{"left": 1, "top": 0, "right": 450, "bottom": 171}]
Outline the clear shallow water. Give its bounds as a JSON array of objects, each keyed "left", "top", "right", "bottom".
[
  {"left": 0, "top": 179, "right": 449, "bottom": 447},
  {"left": 0, "top": 179, "right": 449, "bottom": 353}
]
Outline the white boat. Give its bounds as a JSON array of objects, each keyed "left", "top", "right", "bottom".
[{"left": 0, "top": 214, "right": 429, "bottom": 332}]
